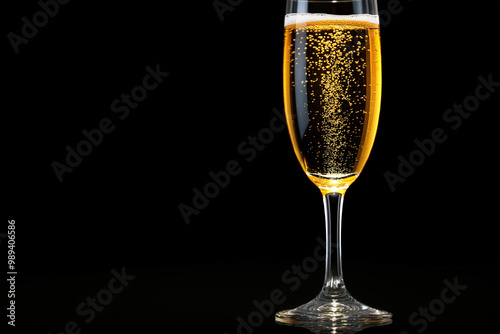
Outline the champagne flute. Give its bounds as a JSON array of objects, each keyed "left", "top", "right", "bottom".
[{"left": 276, "top": 0, "right": 392, "bottom": 326}]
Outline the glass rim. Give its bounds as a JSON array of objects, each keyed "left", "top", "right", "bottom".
[{"left": 286, "top": 0, "right": 378, "bottom": 16}]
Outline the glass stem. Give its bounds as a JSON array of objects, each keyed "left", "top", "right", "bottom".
[{"left": 321, "top": 192, "right": 347, "bottom": 298}]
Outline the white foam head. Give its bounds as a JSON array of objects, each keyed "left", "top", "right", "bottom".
[{"left": 284, "top": 13, "right": 379, "bottom": 27}]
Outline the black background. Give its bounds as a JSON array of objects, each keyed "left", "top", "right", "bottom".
[{"left": 4, "top": 0, "right": 500, "bottom": 333}]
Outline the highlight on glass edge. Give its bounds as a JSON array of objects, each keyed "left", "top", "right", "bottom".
[{"left": 276, "top": 0, "right": 392, "bottom": 328}]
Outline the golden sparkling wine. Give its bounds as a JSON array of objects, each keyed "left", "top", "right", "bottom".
[
  {"left": 276, "top": 9, "right": 392, "bottom": 327},
  {"left": 284, "top": 18, "right": 381, "bottom": 193}
]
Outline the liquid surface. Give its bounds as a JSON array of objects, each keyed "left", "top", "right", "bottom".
[
  {"left": 283, "top": 18, "right": 381, "bottom": 192},
  {"left": 285, "top": 13, "right": 380, "bottom": 27}
]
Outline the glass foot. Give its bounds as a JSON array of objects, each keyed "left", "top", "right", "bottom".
[{"left": 275, "top": 284, "right": 392, "bottom": 330}]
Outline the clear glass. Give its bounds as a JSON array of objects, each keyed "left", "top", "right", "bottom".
[{"left": 276, "top": 0, "right": 392, "bottom": 329}]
